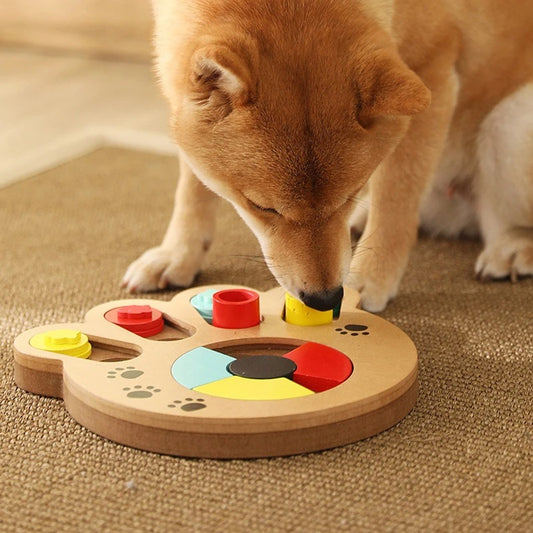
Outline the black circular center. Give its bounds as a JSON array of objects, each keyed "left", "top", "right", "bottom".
[{"left": 228, "top": 355, "right": 297, "bottom": 380}]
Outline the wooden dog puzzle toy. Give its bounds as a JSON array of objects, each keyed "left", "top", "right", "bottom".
[{"left": 13, "top": 285, "right": 418, "bottom": 458}]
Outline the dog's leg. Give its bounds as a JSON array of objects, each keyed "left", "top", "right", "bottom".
[
  {"left": 122, "top": 159, "right": 219, "bottom": 292},
  {"left": 348, "top": 71, "right": 458, "bottom": 312},
  {"left": 475, "top": 82, "right": 533, "bottom": 281},
  {"left": 349, "top": 182, "right": 370, "bottom": 237}
]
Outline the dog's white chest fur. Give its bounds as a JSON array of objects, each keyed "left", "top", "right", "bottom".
[
  {"left": 419, "top": 134, "right": 479, "bottom": 238},
  {"left": 421, "top": 82, "right": 533, "bottom": 239}
]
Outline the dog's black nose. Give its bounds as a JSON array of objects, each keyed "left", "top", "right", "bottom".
[{"left": 300, "top": 286, "right": 344, "bottom": 312}]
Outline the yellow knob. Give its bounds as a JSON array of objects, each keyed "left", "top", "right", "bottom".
[
  {"left": 44, "top": 329, "right": 82, "bottom": 347},
  {"left": 284, "top": 293, "right": 333, "bottom": 326},
  {"left": 30, "top": 329, "right": 92, "bottom": 359}
]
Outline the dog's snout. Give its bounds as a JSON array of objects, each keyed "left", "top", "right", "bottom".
[{"left": 299, "top": 286, "right": 344, "bottom": 312}]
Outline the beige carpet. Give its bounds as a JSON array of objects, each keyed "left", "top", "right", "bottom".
[{"left": 1, "top": 147, "right": 531, "bottom": 532}]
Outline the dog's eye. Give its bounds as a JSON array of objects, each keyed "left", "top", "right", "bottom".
[{"left": 247, "top": 199, "right": 280, "bottom": 216}]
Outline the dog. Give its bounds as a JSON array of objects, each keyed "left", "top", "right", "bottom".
[{"left": 122, "top": 0, "right": 533, "bottom": 312}]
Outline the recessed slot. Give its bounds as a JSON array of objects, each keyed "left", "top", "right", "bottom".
[
  {"left": 147, "top": 315, "right": 195, "bottom": 342},
  {"left": 88, "top": 339, "right": 142, "bottom": 362}
]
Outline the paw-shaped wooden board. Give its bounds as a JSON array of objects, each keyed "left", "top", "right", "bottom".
[{"left": 13, "top": 286, "right": 417, "bottom": 458}]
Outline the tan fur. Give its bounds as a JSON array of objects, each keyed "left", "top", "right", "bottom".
[{"left": 123, "top": 0, "right": 533, "bottom": 311}]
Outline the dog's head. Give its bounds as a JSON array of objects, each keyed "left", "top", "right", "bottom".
[{"left": 154, "top": 1, "right": 430, "bottom": 310}]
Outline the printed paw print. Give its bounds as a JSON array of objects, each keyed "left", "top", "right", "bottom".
[
  {"left": 336, "top": 324, "right": 370, "bottom": 337},
  {"left": 123, "top": 385, "right": 161, "bottom": 398},
  {"left": 107, "top": 366, "right": 144, "bottom": 379},
  {"left": 168, "top": 398, "right": 206, "bottom": 412}
]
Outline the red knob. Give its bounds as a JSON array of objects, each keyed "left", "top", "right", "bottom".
[
  {"left": 212, "top": 289, "right": 260, "bottom": 329},
  {"left": 105, "top": 305, "right": 164, "bottom": 337}
]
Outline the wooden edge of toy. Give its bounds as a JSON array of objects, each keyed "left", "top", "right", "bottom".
[
  {"left": 13, "top": 326, "right": 71, "bottom": 397},
  {"left": 13, "top": 357, "right": 63, "bottom": 398},
  {"left": 63, "top": 378, "right": 418, "bottom": 459}
]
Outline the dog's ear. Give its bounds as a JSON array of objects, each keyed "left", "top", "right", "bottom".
[
  {"left": 189, "top": 44, "right": 255, "bottom": 117},
  {"left": 356, "top": 50, "right": 431, "bottom": 119}
]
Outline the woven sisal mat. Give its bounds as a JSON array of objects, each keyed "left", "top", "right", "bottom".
[{"left": 1, "top": 147, "right": 531, "bottom": 532}]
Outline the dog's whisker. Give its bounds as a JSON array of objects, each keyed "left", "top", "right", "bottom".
[{"left": 227, "top": 254, "right": 287, "bottom": 275}]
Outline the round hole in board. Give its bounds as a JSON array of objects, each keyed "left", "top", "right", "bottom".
[{"left": 204, "top": 338, "right": 302, "bottom": 358}]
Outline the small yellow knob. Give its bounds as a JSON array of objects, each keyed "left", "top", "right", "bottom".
[
  {"left": 284, "top": 293, "right": 333, "bottom": 326},
  {"left": 44, "top": 329, "right": 82, "bottom": 347},
  {"left": 30, "top": 329, "right": 92, "bottom": 359}
]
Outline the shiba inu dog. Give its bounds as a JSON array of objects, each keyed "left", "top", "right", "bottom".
[{"left": 122, "top": 0, "right": 533, "bottom": 312}]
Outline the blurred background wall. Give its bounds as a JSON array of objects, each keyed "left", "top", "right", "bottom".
[
  {"left": 0, "top": 0, "right": 176, "bottom": 188},
  {"left": 0, "top": 0, "right": 153, "bottom": 62}
]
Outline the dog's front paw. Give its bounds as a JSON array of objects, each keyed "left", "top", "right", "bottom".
[
  {"left": 346, "top": 255, "right": 402, "bottom": 313},
  {"left": 475, "top": 232, "right": 533, "bottom": 282},
  {"left": 121, "top": 246, "right": 201, "bottom": 293},
  {"left": 346, "top": 275, "right": 396, "bottom": 312}
]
